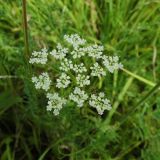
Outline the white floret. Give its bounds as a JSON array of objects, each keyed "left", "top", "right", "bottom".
[
  {"left": 89, "top": 92, "right": 111, "bottom": 115},
  {"left": 73, "top": 63, "right": 87, "bottom": 73},
  {"left": 69, "top": 87, "right": 88, "bottom": 107},
  {"left": 70, "top": 48, "right": 86, "bottom": 59},
  {"left": 76, "top": 74, "right": 90, "bottom": 87},
  {"left": 46, "top": 93, "right": 67, "bottom": 115},
  {"left": 102, "top": 55, "right": 123, "bottom": 73},
  {"left": 50, "top": 43, "right": 68, "bottom": 59},
  {"left": 90, "top": 62, "right": 106, "bottom": 77},
  {"left": 64, "top": 34, "right": 86, "bottom": 49},
  {"left": 86, "top": 44, "right": 104, "bottom": 59},
  {"left": 56, "top": 73, "right": 71, "bottom": 88},
  {"left": 59, "top": 58, "right": 74, "bottom": 72},
  {"left": 31, "top": 72, "right": 51, "bottom": 91},
  {"left": 29, "top": 48, "right": 48, "bottom": 64}
]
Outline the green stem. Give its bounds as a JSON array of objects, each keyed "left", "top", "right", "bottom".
[
  {"left": 103, "top": 76, "right": 134, "bottom": 125},
  {"left": 122, "top": 68, "right": 156, "bottom": 87},
  {"left": 112, "top": 70, "right": 118, "bottom": 98},
  {"left": 114, "top": 128, "right": 160, "bottom": 160},
  {"left": 22, "top": 0, "right": 30, "bottom": 59},
  {"left": 0, "top": 75, "right": 18, "bottom": 79},
  {"left": 119, "top": 81, "right": 160, "bottom": 126},
  {"left": 113, "top": 141, "right": 142, "bottom": 160}
]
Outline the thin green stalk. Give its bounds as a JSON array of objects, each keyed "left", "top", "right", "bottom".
[
  {"left": 103, "top": 76, "right": 134, "bottom": 126},
  {"left": 114, "top": 141, "right": 142, "bottom": 160},
  {"left": 122, "top": 68, "right": 156, "bottom": 87},
  {"left": 22, "top": 0, "right": 32, "bottom": 77},
  {"left": 22, "top": 0, "right": 30, "bottom": 59},
  {"left": 114, "top": 126, "right": 160, "bottom": 160},
  {"left": 119, "top": 81, "right": 160, "bottom": 126},
  {"left": 0, "top": 75, "right": 18, "bottom": 79},
  {"left": 112, "top": 70, "right": 118, "bottom": 98},
  {"left": 112, "top": 82, "right": 160, "bottom": 160}
]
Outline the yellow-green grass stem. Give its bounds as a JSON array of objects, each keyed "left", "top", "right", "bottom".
[{"left": 122, "top": 68, "right": 156, "bottom": 87}]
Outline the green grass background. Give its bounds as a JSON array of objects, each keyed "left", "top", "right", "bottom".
[{"left": 0, "top": 0, "right": 160, "bottom": 159}]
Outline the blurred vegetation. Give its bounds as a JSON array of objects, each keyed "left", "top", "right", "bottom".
[{"left": 0, "top": 0, "right": 160, "bottom": 159}]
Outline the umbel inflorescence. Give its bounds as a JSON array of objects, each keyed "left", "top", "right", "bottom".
[{"left": 29, "top": 34, "right": 123, "bottom": 115}]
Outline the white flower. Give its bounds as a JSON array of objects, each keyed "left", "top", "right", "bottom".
[
  {"left": 70, "top": 48, "right": 85, "bottom": 59},
  {"left": 102, "top": 55, "right": 123, "bottom": 73},
  {"left": 69, "top": 87, "right": 88, "bottom": 107},
  {"left": 32, "top": 72, "right": 51, "bottom": 91},
  {"left": 86, "top": 44, "right": 104, "bottom": 59},
  {"left": 64, "top": 34, "right": 86, "bottom": 49},
  {"left": 73, "top": 63, "right": 87, "bottom": 73},
  {"left": 46, "top": 93, "right": 67, "bottom": 115},
  {"left": 76, "top": 74, "right": 90, "bottom": 87},
  {"left": 30, "top": 34, "right": 123, "bottom": 116},
  {"left": 29, "top": 48, "right": 48, "bottom": 64},
  {"left": 90, "top": 62, "right": 106, "bottom": 77},
  {"left": 59, "top": 58, "right": 74, "bottom": 72},
  {"left": 50, "top": 43, "right": 68, "bottom": 59},
  {"left": 56, "top": 73, "right": 71, "bottom": 88},
  {"left": 89, "top": 92, "right": 112, "bottom": 115}
]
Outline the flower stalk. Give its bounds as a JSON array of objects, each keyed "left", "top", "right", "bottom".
[{"left": 22, "top": 0, "right": 30, "bottom": 59}]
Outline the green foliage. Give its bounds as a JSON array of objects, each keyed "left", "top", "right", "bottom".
[{"left": 0, "top": 0, "right": 160, "bottom": 159}]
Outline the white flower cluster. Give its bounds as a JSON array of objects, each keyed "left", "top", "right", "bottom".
[
  {"left": 30, "top": 34, "right": 124, "bottom": 115},
  {"left": 69, "top": 87, "right": 88, "bottom": 107},
  {"left": 46, "top": 93, "right": 66, "bottom": 115},
  {"left": 68, "top": 42, "right": 103, "bottom": 59},
  {"left": 64, "top": 34, "right": 86, "bottom": 48},
  {"left": 29, "top": 48, "right": 48, "bottom": 64},
  {"left": 103, "top": 55, "right": 123, "bottom": 73},
  {"left": 73, "top": 63, "right": 87, "bottom": 73},
  {"left": 56, "top": 72, "right": 71, "bottom": 88},
  {"left": 89, "top": 92, "right": 111, "bottom": 115},
  {"left": 32, "top": 72, "right": 51, "bottom": 91},
  {"left": 59, "top": 58, "right": 73, "bottom": 72},
  {"left": 76, "top": 74, "right": 90, "bottom": 87},
  {"left": 90, "top": 62, "right": 106, "bottom": 77},
  {"left": 71, "top": 48, "right": 85, "bottom": 59},
  {"left": 50, "top": 43, "right": 68, "bottom": 60},
  {"left": 87, "top": 44, "right": 104, "bottom": 59}
]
